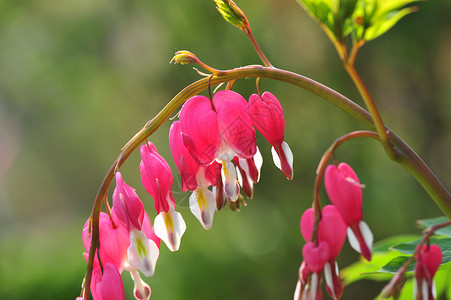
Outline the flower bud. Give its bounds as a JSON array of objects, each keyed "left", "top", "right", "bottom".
[{"left": 213, "top": 0, "right": 249, "bottom": 30}]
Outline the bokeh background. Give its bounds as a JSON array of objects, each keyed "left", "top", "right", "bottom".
[{"left": 0, "top": 0, "right": 450, "bottom": 299}]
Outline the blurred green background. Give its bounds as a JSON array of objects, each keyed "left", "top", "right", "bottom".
[{"left": 0, "top": 0, "right": 450, "bottom": 299}]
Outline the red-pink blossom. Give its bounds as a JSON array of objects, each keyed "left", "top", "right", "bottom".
[
  {"left": 213, "top": 90, "right": 256, "bottom": 161},
  {"left": 414, "top": 244, "right": 442, "bottom": 300},
  {"left": 112, "top": 172, "right": 145, "bottom": 232},
  {"left": 91, "top": 263, "right": 124, "bottom": 300},
  {"left": 325, "top": 163, "right": 373, "bottom": 261},
  {"left": 169, "top": 121, "right": 201, "bottom": 192},
  {"left": 300, "top": 205, "right": 347, "bottom": 260},
  {"left": 140, "top": 142, "right": 176, "bottom": 214},
  {"left": 248, "top": 92, "right": 293, "bottom": 180},
  {"left": 82, "top": 212, "right": 130, "bottom": 273},
  {"left": 179, "top": 95, "right": 220, "bottom": 165}
]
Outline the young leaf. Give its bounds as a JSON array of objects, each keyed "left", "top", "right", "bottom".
[{"left": 352, "top": 0, "right": 423, "bottom": 42}]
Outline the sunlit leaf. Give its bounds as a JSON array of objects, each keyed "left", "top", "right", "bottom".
[
  {"left": 379, "top": 255, "right": 413, "bottom": 273},
  {"left": 364, "top": 6, "right": 417, "bottom": 41},
  {"left": 352, "top": 0, "right": 423, "bottom": 42},
  {"left": 341, "top": 253, "right": 396, "bottom": 285}
]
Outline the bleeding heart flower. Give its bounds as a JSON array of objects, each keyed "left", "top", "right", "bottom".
[
  {"left": 248, "top": 91, "right": 293, "bottom": 180},
  {"left": 140, "top": 142, "right": 176, "bottom": 214},
  {"left": 112, "top": 172, "right": 145, "bottom": 232},
  {"left": 82, "top": 212, "right": 130, "bottom": 273},
  {"left": 300, "top": 205, "right": 347, "bottom": 300},
  {"left": 91, "top": 263, "right": 124, "bottom": 300},
  {"left": 414, "top": 244, "right": 442, "bottom": 300},
  {"left": 325, "top": 163, "right": 373, "bottom": 261}
]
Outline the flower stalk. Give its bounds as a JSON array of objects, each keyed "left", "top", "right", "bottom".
[{"left": 311, "top": 131, "right": 379, "bottom": 242}]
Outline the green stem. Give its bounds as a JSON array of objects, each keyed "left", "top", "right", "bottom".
[
  {"left": 244, "top": 26, "right": 272, "bottom": 68},
  {"left": 344, "top": 63, "right": 397, "bottom": 160},
  {"left": 83, "top": 65, "right": 451, "bottom": 299}
]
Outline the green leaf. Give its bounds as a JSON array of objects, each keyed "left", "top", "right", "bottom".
[
  {"left": 380, "top": 255, "right": 413, "bottom": 273},
  {"left": 364, "top": 6, "right": 417, "bottom": 41},
  {"left": 341, "top": 253, "right": 396, "bottom": 285},
  {"left": 352, "top": 0, "right": 423, "bottom": 42},
  {"left": 390, "top": 237, "right": 451, "bottom": 269},
  {"left": 417, "top": 216, "right": 451, "bottom": 237},
  {"left": 341, "top": 235, "right": 419, "bottom": 285}
]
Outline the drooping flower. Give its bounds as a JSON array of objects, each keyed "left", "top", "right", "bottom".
[
  {"left": 248, "top": 91, "right": 293, "bottom": 180},
  {"left": 140, "top": 141, "right": 186, "bottom": 252},
  {"left": 325, "top": 163, "right": 373, "bottom": 261},
  {"left": 414, "top": 244, "right": 442, "bottom": 300},
  {"left": 300, "top": 205, "right": 347, "bottom": 299},
  {"left": 169, "top": 121, "right": 220, "bottom": 229},
  {"left": 214, "top": 90, "right": 257, "bottom": 201},
  {"left": 82, "top": 212, "right": 130, "bottom": 273},
  {"left": 91, "top": 263, "right": 125, "bottom": 300},
  {"left": 301, "top": 241, "right": 330, "bottom": 300},
  {"left": 140, "top": 142, "right": 176, "bottom": 214},
  {"left": 112, "top": 172, "right": 145, "bottom": 232}
]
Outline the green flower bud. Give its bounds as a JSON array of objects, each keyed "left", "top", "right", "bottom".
[
  {"left": 213, "top": 0, "right": 248, "bottom": 30},
  {"left": 170, "top": 51, "right": 199, "bottom": 65}
]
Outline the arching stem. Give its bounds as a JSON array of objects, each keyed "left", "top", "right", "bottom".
[{"left": 83, "top": 65, "right": 451, "bottom": 299}]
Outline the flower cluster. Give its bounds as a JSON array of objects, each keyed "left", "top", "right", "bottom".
[
  {"left": 295, "top": 163, "right": 373, "bottom": 300},
  {"left": 81, "top": 89, "right": 293, "bottom": 300},
  {"left": 82, "top": 172, "right": 161, "bottom": 300},
  {"left": 172, "top": 90, "right": 293, "bottom": 228}
]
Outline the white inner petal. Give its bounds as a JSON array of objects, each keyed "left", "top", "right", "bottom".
[
  {"left": 359, "top": 221, "right": 374, "bottom": 256},
  {"left": 347, "top": 227, "right": 361, "bottom": 254}
]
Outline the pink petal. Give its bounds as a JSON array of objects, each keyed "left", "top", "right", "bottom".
[
  {"left": 300, "top": 205, "right": 347, "bottom": 260},
  {"left": 248, "top": 91, "right": 285, "bottom": 145},
  {"left": 179, "top": 95, "right": 220, "bottom": 165},
  {"left": 169, "top": 121, "right": 200, "bottom": 192},
  {"left": 112, "top": 172, "right": 145, "bottom": 231},
  {"left": 91, "top": 263, "right": 124, "bottom": 300},
  {"left": 324, "top": 163, "right": 362, "bottom": 225},
  {"left": 141, "top": 211, "right": 161, "bottom": 249},
  {"left": 302, "top": 241, "right": 330, "bottom": 273},
  {"left": 83, "top": 212, "right": 130, "bottom": 273},
  {"left": 213, "top": 90, "right": 256, "bottom": 160},
  {"left": 140, "top": 142, "right": 175, "bottom": 213}
]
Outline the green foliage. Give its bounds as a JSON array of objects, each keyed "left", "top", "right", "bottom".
[
  {"left": 297, "top": 0, "right": 422, "bottom": 42},
  {"left": 342, "top": 217, "right": 451, "bottom": 298}
]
